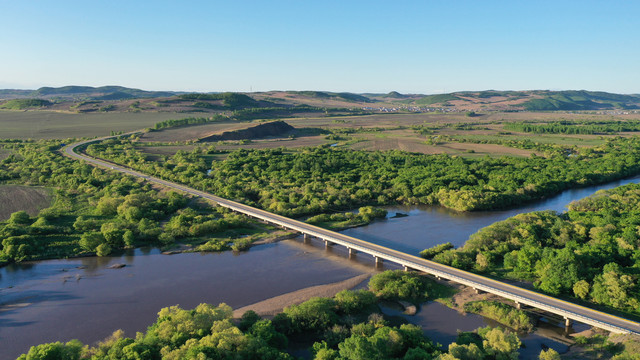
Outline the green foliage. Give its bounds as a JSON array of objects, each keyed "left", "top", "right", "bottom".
[
  {"left": 504, "top": 120, "right": 640, "bottom": 135},
  {"left": 20, "top": 290, "right": 528, "bottom": 360},
  {"left": 88, "top": 136, "right": 640, "bottom": 217},
  {"left": 368, "top": 270, "right": 433, "bottom": 302},
  {"left": 420, "top": 242, "right": 454, "bottom": 259},
  {"left": 96, "top": 243, "right": 112, "bottom": 256},
  {"left": 283, "top": 297, "right": 338, "bottom": 334},
  {"left": 307, "top": 207, "right": 387, "bottom": 230},
  {"left": 522, "top": 90, "right": 640, "bottom": 110},
  {"left": 17, "top": 340, "right": 82, "bottom": 360},
  {"left": 463, "top": 301, "right": 534, "bottom": 332},
  {"left": 151, "top": 115, "right": 226, "bottom": 130},
  {"left": 334, "top": 289, "right": 378, "bottom": 314},
  {"left": 238, "top": 310, "right": 261, "bottom": 331},
  {"left": 9, "top": 210, "right": 31, "bottom": 225},
  {"left": 415, "top": 94, "right": 460, "bottom": 105},
  {"left": 427, "top": 182, "right": 640, "bottom": 315},
  {"left": 0, "top": 98, "right": 52, "bottom": 110},
  {"left": 178, "top": 92, "right": 257, "bottom": 108},
  {"left": 0, "top": 140, "right": 251, "bottom": 263},
  {"left": 479, "top": 326, "right": 521, "bottom": 360}
]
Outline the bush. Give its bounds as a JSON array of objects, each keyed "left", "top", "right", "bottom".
[
  {"left": 283, "top": 297, "right": 338, "bottom": 334},
  {"left": 368, "top": 270, "right": 432, "bottom": 302},
  {"left": 334, "top": 289, "right": 377, "bottom": 314},
  {"left": 464, "top": 301, "right": 534, "bottom": 332}
]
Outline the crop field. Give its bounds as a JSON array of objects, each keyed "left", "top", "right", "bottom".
[
  {"left": 0, "top": 110, "right": 205, "bottom": 139},
  {"left": 132, "top": 111, "right": 640, "bottom": 159},
  {"left": 0, "top": 185, "right": 52, "bottom": 220}
]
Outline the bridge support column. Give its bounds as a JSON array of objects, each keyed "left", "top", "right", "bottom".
[
  {"left": 374, "top": 256, "right": 382, "bottom": 267},
  {"left": 403, "top": 265, "right": 410, "bottom": 272},
  {"left": 303, "top": 234, "right": 310, "bottom": 244},
  {"left": 564, "top": 317, "right": 572, "bottom": 328},
  {"left": 473, "top": 288, "right": 482, "bottom": 295},
  {"left": 515, "top": 302, "right": 521, "bottom": 310},
  {"left": 348, "top": 247, "right": 355, "bottom": 258}
]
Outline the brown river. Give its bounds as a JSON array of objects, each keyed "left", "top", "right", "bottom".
[{"left": 3, "top": 174, "right": 640, "bottom": 359}]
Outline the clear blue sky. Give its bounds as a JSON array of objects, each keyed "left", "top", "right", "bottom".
[{"left": 1, "top": 0, "right": 638, "bottom": 94}]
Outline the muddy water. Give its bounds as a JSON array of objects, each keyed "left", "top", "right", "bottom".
[
  {"left": 3, "top": 175, "right": 640, "bottom": 359},
  {"left": 0, "top": 243, "right": 371, "bottom": 360}
]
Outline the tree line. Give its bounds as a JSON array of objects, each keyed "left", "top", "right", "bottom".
[{"left": 504, "top": 120, "right": 640, "bottom": 135}]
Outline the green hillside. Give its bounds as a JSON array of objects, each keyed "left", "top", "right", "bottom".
[
  {"left": 0, "top": 98, "right": 52, "bottom": 110},
  {"left": 523, "top": 90, "right": 640, "bottom": 110},
  {"left": 414, "top": 93, "right": 460, "bottom": 105}
]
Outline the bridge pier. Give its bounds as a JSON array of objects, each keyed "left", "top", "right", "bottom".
[
  {"left": 324, "top": 240, "right": 333, "bottom": 249},
  {"left": 348, "top": 247, "right": 356, "bottom": 258},
  {"left": 564, "top": 317, "right": 573, "bottom": 328},
  {"left": 473, "top": 288, "right": 483, "bottom": 295},
  {"left": 515, "top": 301, "right": 521, "bottom": 310},
  {"left": 374, "top": 256, "right": 383, "bottom": 267},
  {"left": 303, "top": 233, "right": 310, "bottom": 244}
]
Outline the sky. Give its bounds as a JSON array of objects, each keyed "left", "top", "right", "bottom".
[{"left": 1, "top": 0, "right": 639, "bottom": 94}]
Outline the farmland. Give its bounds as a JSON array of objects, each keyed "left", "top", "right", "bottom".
[
  {"left": 0, "top": 110, "right": 205, "bottom": 139},
  {"left": 129, "top": 111, "right": 640, "bottom": 160},
  {"left": 0, "top": 185, "right": 52, "bottom": 220}
]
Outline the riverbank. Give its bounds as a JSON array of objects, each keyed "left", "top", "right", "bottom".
[{"left": 232, "top": 273, "right": 372, "bottom": 317}]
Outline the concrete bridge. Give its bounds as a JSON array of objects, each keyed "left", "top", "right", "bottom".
[{"left": 65, "top": 137, "right": 640, "bottom": 336}]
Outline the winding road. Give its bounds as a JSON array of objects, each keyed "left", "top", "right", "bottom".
[{"left": 64, "top": 136, "right": 640, "bottom": 336}]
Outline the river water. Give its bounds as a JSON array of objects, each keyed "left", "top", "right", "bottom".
[{"left": 2, "top": 175, "right": 640, "bottom": 359}]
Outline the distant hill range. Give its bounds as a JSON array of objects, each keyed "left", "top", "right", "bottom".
[
  {"left": 407, "top": 90, "right": 640, "bottom": 111},
  {"left": 0, "top": 86, "right": 177, "bottom": 100},
  {"left": 0, "top": 86, "right": 638, "bottom": 112}
]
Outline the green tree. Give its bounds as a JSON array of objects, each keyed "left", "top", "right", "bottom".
[
  {"left": 573, "top": 280, "right": 591, "bottom": 300},
  {"left": 96, "top": 243, "right": 112, "bottom": 257},
  {"left": 9, "top": 211, "right": 31, "bottom": 225},
  {"left": 539, "top": 348, "right": 561, "bottom": 360},
  {"left": 79, "top": 232, "right": 104, "bottom": 252},
  {"left": 17, "top": 340, "right": 82, "bottom": 360}
]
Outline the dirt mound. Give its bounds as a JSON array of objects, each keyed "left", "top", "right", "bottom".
[{"left": 200, "top": 121, "right": 294, "bottom": 142}]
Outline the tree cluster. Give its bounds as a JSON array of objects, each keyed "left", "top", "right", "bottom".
[{"left": 423, "top": 183, "right": 640, "bottom": 315}]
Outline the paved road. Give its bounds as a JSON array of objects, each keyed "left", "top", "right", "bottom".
[{"left": 65, "top": 137, "right": 640, "bottom": 335}]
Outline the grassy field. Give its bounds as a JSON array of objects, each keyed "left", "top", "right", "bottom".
[
  {"left": 0, "top": 110, "right": 205, "bottom": 139},
  {"left": 0, "top": 185, "right": 52, "bottom": 220}
]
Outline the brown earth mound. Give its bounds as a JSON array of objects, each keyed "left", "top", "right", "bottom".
[{"left": 200, "top": 121, "right": 294, "bottom": 142}]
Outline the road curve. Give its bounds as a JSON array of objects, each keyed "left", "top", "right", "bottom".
[{"left": 64, "top": 136, "right": 640, "bottom": 336}]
